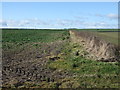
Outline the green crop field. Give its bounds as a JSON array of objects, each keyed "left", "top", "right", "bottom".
[
  {"left": 95, "top": 32, "right": 119, "bottom": 46},
  {"left": 2, "top": 29, "right": 69, "bottom": 52},
  {"left": 2, "top": 29, "right": 119, "bottom": 88}
]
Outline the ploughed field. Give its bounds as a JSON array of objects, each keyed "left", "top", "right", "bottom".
[{"left": 2, "top": 29, "right": 119, "bottom": 88}]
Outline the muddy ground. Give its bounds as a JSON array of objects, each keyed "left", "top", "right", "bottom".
[{"left": 2, "top": 40, "right": 75, "bottom": 88}]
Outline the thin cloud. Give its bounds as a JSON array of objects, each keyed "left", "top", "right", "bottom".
[
  {"left": 95, "top": 13, "right": 118, "bottom": 20},
  {"left": 0, "top": 18, "right": 117, "bottom": 29},
  {"left": 1, "top": 19, "right": 51, "bottom": 28},
  {"left": 95, "top": 14, "right": 104, "bottom": 17},
  {"left": 107, "top": 13, "right": 118, "bottom": 19},
  {"left": 74, "top": 16, "right": 88, "bottom": 20},
  {"left": 0, "top": 20, "right": 8, "bottom": 27},
  {"left": 83, "top": 22, "right": 117, "bottom": 29}
]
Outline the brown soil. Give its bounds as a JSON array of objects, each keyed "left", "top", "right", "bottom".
[{"left": 2, "top": 40, "right": 73, "bottom": 88}]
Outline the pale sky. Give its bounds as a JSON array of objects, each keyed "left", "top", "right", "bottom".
[{"left": 1, "top": 2, "right": 118, "bottom": 29}]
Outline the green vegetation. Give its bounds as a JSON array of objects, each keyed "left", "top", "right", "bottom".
[
  {"left": 47, "top": 42, "right": 119, "bottom": 88},
  {"left": 2, "top": 29, "right": 69, "bottom": 43},
  {"left": 2, "top": 29, "right": 69, "bottom": 52},
  {"left": 2, "top": 29, "right": 119, "bottom": 88},
  {"left": 69, "top": 28, "right": 119, "bottom": 31},
  {"left": 95, "top": 32, "right": 119, "bottom": 45}
]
